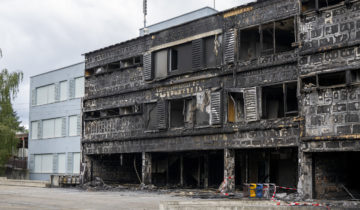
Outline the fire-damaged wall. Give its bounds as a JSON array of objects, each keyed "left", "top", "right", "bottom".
[
  {"left": 298, "top": 0, "right": 360, "bottom": 199},
  {"left": 81, "top": 0, "right": 360, "bottom": 200}
]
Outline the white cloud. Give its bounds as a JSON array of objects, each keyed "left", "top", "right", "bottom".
[{"left": 0, "top": 0, "right": 253, "bottom": 129}]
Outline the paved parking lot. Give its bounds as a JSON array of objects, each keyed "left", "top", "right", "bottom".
[{"left": 0, "top": 185, "right": 193, "bottom": 210}]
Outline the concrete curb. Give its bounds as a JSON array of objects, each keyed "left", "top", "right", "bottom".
[{"left": 0, "top": 177, "right": 49, "bottom": 188}]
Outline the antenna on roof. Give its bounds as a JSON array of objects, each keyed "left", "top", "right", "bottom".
[
  {"left": 143, "top": 0, "right": 148, "bottom": 34},
  {"left": 213, "top": 0, "right": 216, "bottom": 9},
  {"left": 143, "top": 0, "right": 147, "bottom": 27}
]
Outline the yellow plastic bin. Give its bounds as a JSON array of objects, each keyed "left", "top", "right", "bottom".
[{"left": 249, "top": 183, "right": 257, "bottom": 198}]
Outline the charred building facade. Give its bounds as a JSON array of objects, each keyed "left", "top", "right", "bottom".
[{"left": 82, "top": 0, "right": 360, "bottom": 199}]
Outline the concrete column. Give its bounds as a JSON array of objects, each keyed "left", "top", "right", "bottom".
[
  {"left": 204, "top": 154, "right": 209, "bottom": 189},
  {"left": 142, "top": 152, "right": 152, "bottom": 185},
  {"left": 197, "top": 156, "right": 201, "bottom": 188},
  {"left": 180, "top": 155, "right": 184, "bottom": 186},
  {"left": 224, "top": 148, "right": 235, "bottom": 193},
  {"left": 297, "top": 151, "right": 313, "bottom": 199}
]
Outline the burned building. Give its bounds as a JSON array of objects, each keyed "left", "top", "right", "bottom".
[{"left": 81, "top": 0, "right": 360, "bottom": 200}]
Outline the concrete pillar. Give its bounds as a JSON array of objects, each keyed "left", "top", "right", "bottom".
[
  {"left": 142, "top": 152, "right": 152, "bottom": 185},
  {"left": 297, "top": 151, "right": 313, "bottom": 199},
  {"left": 204, "top": 154, "right": 209, "bottom": 189},
  {"left": 180, "top": 155, "right": 184, "bottom": 186},
  {"left": 224, "top": 148, "right": 235, "bottom": 193},
  {"left": 197, "top": 156, "right": 201, "bottom": 188}
]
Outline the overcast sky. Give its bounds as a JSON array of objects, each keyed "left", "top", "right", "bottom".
[{"left": 0, "top": 0, "right": 253, "bottom": 129}]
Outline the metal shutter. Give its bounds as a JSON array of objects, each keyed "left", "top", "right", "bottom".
[
  {"left": 157, "top": 100, "right": 167, "bottom": 130},
  {"left": 76, "top": 115, "right": 81, "bottom": 136},
  {"left": 192, "top": 39, "right": 204, "bottom": 70},
  {"left": 53, "top": 154, "right": 58, "bottom": 173},
  {"left": 37, "top": 120, "right": 43, "bottom": 139},
  {"left": 61, "top": 117, "right": 66, "bottom": 137},
  {"left": 67, "top": 153, "right": 73, "bottom": 174},
  {"left": 69, "top": 79, "right": 75, "bottom": 99},
  {"left": 211, "top": 91, "right": 222, "bottom": 125},
  {"left": 244, "top": 87, "right": 260, "bottom": 122},
  {"left": 143, "top": 52, "right": 153, "bottom": 81},
  {"left": 55, "top": 83, "right": 60, "bottom": 101},
  {"left": 224, "top": 29, "right": 235, "bottom": 63}
]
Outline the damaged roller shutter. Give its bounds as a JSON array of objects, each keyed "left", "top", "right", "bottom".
[
  {"left": 211, "top": 91, "right": 222, "bottom": 125},
  {"left": 224, "top": 29, "right": 235, "bottom": 63},
  {"left": 192, "top": 39, "right": 204, "bottom": 70},
  {"left": 157, "top": 100, "right": 167, "bottom": 130},
  {"left": 143, "top": 52, "right": 153, "bottom": 81},
  {"left": 244, "top": 87, "right": 260, "bottom": 122}
]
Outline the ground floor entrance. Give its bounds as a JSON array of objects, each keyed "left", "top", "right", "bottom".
[{"left": 84, "top": 147, "right": 298, "bottom": 193}]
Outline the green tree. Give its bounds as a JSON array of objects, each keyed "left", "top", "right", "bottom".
[{"left": 0, "top": 51, "right": 24, "bottom": 168}]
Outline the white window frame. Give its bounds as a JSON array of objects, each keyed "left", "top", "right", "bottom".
[
  {"left": 42, "top": 118, "right": 63, "bottom": 139},
  {"left": 34, "top": 154, "right": 53, "bottom": 173},
  {"left": 36, "top": 84, "right": 55, "bottom": 105}
]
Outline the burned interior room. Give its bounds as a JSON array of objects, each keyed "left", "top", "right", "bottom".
[{"left": 81, "top": 0, "right": 360, "bottom": 200}]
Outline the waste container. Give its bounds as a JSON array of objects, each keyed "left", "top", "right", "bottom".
[
  {"left": 256, "top": 184, "right": 263, "bottom": 198},
  {"left": 249, "top": 183, "right": 257, "bottom": 197}
]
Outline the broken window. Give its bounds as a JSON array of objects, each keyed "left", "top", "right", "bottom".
[
  {"left": 84, "top": 111, "right": 101, "bottom": 120},
  {"left": 302, "top": 76, "right": 317, "bottom": 89},
  {"left": 170, "top": 49, "right": 178, "bottom": 71},
  {"left": 275, "top": 18, "right": 295, "bottom": 53},
  {"left": 239, "top": 18, "right": 295, "bottom": 60},
  {"left": 102, "top": 108, "right": 119, "bottom": 117},
  {"left": 285, "top": 83, "right": 298, "bottom": 116},
  {"left": 351, "top": 69, "right": 360, "bottom": 83},
  {"left": 154, "top": 49, "right": 168, "bottom": 78},
  {"left": 119, "top": 104, "right": 142, "bottom": 116},
  {"left": 227, "top": 92, "right": 245, "bottom": 123},
  {"left": 85, "top": 68, "right": 95, "bottom": 77},
  {"left": 145, "top": 103, "right": 158, "bottom": 131},
  {"left": 261, "top": 23, "right": 274, "bottom": 55},
  {"left": 239, "top": 26, "right": 260, "bottom": 60},
  {"left": 169, "top": 98, "right": 195, "bottom": 128},
  {"left": 195, "top": 92, "right": 210, "bottom": 126},
  {"left": 318, "top": 71, "right": 346, "bottom": 87},
  {"left": 108, "top": 61, "right": 120, "bottom": 71},
  {"left": 262, "top": 82, "right": 298, "bottom": 119},
  {"left": 120, "top": 56, "right": 141, "bottom": 68},
  {"left": 302, "top": 0, "right": 345, "bottom": 12},
  {"left": 204, "top": 36, "right": 217, "bottom": 68},
  {"left": 169, "top": 43, "right": 192, "bottom": 72}
]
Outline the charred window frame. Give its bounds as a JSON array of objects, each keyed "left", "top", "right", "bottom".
[
  {"left": 227, "top": 91, "right": 245, "bottom": 123},
  {"left": 85, "top": 56, "right": 142, "bottom": 77},
  {"left": 238, "top": 18, "right": 295, "bottom": 60},
  {"left": 144, "top": 35, "right": 221, "bottom": 81},
  {"left": 302, "top": 69, "right": 359, "bottom": 90},
  {"left": 301, "top": 0, "right": 348, "bottom": 13},
  {"left": 169, "top": 42, "right": 192, "bottom": 73},
  {"left": 84, "top": 104, "right": 142, "bottom": 120},
  {"left": 145, "top": 103, "right": 158, "bottom": 131},
  {"left": 169, "top": 98, "right": 196, "bottom": 129},
  {"left": 262, "top": 82, "right": 298, "bottom": 119}
]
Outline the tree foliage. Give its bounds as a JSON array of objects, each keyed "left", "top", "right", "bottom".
[{"left": 0, "top": 52, "right": 24, "bottom": 167}]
